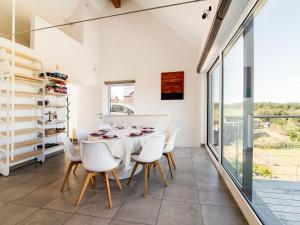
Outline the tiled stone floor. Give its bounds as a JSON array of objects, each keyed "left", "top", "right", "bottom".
[{"left": 0, "top": 147, "right": 248, "bottom": 225}]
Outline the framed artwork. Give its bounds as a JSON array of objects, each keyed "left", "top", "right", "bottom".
[{"left": 161, "top": 71, "right": 184, "bottom": 100}]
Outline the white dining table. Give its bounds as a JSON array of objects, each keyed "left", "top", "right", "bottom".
[{"left": 88, "top": 128, "right": 156, "bottom": 179}]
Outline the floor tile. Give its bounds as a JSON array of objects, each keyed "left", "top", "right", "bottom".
[
  {"left": 172, "top": 159, "right": 194, "bottom": 173},
  {"left": 130, "top": 181, "right": 165, "bottom": 199},
  {"left": 0, "top": 203, "right": 38, "bottom": 225},
  {"left": 115, "top": 196, "right": 161, "bottom": 225},
  {"left": 0, "top": 183, "right": 39, "bottom": 202},
  {"left": 24, "top": 173, "right": 63, "bottom": 186},
  {"left": 157, "top": 200, "right": 203, "bottom": 225},
  {"left": 173, "top": 149, "right": 192, "bottom": 159},
  {"left": 163, "top": 183, "right": 199, "bottom": 203},
  {"left": 194, "top": 163, "right": 218, "bottom": 175},
  {"left": 64, "top": 214, "right": 110, "bottom": 225},
  {"left": 110, "top": 220, "right": 147, "bottom": 225},
  {"left": 198, "top": 187, "right": 236, "bottom": 207},
  {"left": 13, "top": 186, "right": 61, "bottom": 208},
  {"left": 44, "top": 189, "right": 101, "bottom": 213},
  {"left": 17, "top": 209, "right": 72, "bottom": 225},
  {"left": 48, "top": 174, "right": 87, "bottom": 191},
  {"left": 196, "top": 174, "right": 226, "bottom": 189},
  {"left": 167, "top": 171, "right": 197, "bottom": 186},
  {"left": 201, "top": 205, "right": 248, "bottom": 225},
  {"left": 0, "top": 180, "right": 18, "bottom": 192},
  {"left": 77, "top": 193, "right": 125, "bottom": 219}
]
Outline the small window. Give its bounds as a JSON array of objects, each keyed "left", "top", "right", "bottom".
[{"left": 108, "top": 84, "right": 135, "bottom": 115}]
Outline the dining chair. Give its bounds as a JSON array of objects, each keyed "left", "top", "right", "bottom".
[
  {"left": 59, "top": 133, "right": 82, "bottom": 192},
  {"left": 127, "top": 135, "right": 168, "bottom": 197},
  {"left": 99, "top": 123, "right": 112, "bottom": 130},
  {"left": 75, "top": 141, "right": 122, "bottom": 208},
  {"left": 163, "top": 128, "right": 181, "bottom": 178},
  {"left": 75, "top": 128, "right": 89, "bottom": 143}
]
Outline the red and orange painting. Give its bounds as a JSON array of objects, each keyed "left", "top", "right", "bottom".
[{"left": 161, "top": 71, "right": 184, "bottom": 100}]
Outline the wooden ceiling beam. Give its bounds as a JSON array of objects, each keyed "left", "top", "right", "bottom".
[{"left": 111, "top": 0, "right": 121, "bottom": 8}]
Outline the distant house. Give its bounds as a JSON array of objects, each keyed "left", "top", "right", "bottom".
[{"left": 263, "top": 122, "right": 270, "bottom": 128}]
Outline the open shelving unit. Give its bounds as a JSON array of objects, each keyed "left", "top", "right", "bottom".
[
  {"left": 0, "top": 42, "right": 69, "bottom": 176},
  {"left": 41, "top": 73, "right": 68, "bottom": 157},
  {"left": 0, "top": 45, "right": 46, "bottom": 175}
]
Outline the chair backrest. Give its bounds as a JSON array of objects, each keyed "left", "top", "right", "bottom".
[
  {"left": 164, "top": 128, "right": 181, "bottom": 153},
  {"left": 99, "top": 123, "right": 112, "bottom": 130},
  {"left": 80, "top": 141, "right": 120, "bottom": 172},
  {"left": 137, "top": 135, "right": 166, "bottom": 163},
  {"left": 59, "top": 133, "right": 78, "bottom": 161},
  {"left": 75, "top": 128, "right": 89, "bottom": 143}
]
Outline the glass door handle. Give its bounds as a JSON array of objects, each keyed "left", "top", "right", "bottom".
[{"left": 247, "top": 115, "right": 253, "bottom": 148}]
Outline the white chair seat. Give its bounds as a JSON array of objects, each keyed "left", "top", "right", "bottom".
[
  {"left": 100, "top": 158, "right": 121, "bottom": 172},
  {"left": 70, "top": 150, "right": 81, "bottom": 162},
  {"left": 131, "top": 154, "right": 140, "bottom": 162}
]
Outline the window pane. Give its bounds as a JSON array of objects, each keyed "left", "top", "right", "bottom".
[
  {"left": 251, "top": 1, "right": 300, "bottom": 224},
  {"left": 110, "top": 85, "right": 135, "bottom": 115},
  {"left": 208, "top": 63, "right": 220, "bottom": 156},
  {"left": 223, "top": 35, "right": 244, "bottom": 183}
]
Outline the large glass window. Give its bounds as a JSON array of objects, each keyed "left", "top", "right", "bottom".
[
  {"left": 251, "top": 1, "right": 300, "bottom": 224},
  {"left": 109, "top": 84, "right": 135, "bottom": 115},
  {"left": 208, "top": 62, "right": 221, "bottom": 156},
  {"left": 207, "top": 1, "right": 300, "bottom": 224},
  {"left": 222, "top": 35, "right": 244, "bottom": 183}
]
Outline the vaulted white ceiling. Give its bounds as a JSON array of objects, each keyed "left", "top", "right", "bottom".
[{"left": 0, "top": 0, "right": 218, "bottom": 49}]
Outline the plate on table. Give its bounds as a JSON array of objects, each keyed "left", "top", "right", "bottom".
[
  {"left": 128, "top": 132, "right": 143, "bottom": 137},
  {"left": 141, "top": 129, "right": 155, "bottom": 134},
  {"left": 102, "top": 134, "right": 119, "bottom": 139},
  {"left": 98, "top": 129, "right": 110, "bottom": 133},
  {"left": 141, "top": 126, "right": 155, "bottom": 130},
  {"left": 90, "top": 132, "right": 102, "bottom": 137}
]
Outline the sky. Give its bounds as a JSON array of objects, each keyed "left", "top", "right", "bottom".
[
  {"left": 254, "top": 0, "right": 300, "bottom": 103},
  {"left": 223, "top": 0, "right": 300, "bottom": 104}
]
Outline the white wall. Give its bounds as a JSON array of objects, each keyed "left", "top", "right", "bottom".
[
  {"left": 31, "top": 16, "right": 101, "bottom": 85},
  {"left": 97, "top": 12, "right": 200, "bottom": 147},
  {"left": 31, "top": 11, "right": 202, "bottom": 147}
]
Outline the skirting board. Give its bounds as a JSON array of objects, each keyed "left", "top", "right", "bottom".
[{"left": 205, "top": 145, "right": 263, "bottom": 225}]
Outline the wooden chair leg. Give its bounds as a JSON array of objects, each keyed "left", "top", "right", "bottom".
[
  {"left": 156, "top": 161, "right": 168, "bottom": 187},
  {"left": 73, "top": 163, "right": 79, "bottom": 175},
  {"left": 148, "top": 163, "right": 155, "bottom": 178},
  {"left": 147, "top": 164, "right": 151, "bottom": 178},
  {"left": 111, "top": 169, "right": 123, "bottom": 191},
  {"left": 104, "top": 172, "right": 112, "bottom": 209},
  {"left": 127, "top": 162, "right": 139, "bottom": 185},
  {"left": 91, "top": 176, "right": 97, "bottom": 188},
  {"left": 144, "top": 163, "right": 148, "bottom": 197},
  {"left": 60, "top": 162, "right": 74, "bottom": 192},
  {"left": 170, "top": 152, "right": 176, "bottom": 169},
  {"left": 75, "top": 172, "right": 93, "bottom": 206},
  {"left": 166, "top": 153, "right": 174, "bottom": 178}
]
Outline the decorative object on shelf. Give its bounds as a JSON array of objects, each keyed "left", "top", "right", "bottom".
[
  {"left": 37, "top": 99, "right": 50, "bottom": 106},
  {"left": 161, "top": 71, "right": 184, "bottom": 100},
  {"left": 66, "top": 97, "right": 71, "bottom": 137},
  {"left": 38, "top": 143, "right": 60, "bottom": 149},
  {"left": 44, "top": 111, "right": 57, "bottom": 122},
  {"left": 40, "top": 72, "right": 68, "bottom": 81}
]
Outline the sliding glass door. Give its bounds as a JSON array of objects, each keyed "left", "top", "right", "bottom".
[
  {"left": 207, "top": 1, "right": 300, "bottom": 224},
  {"left": 208, "top": 61, "right": 221, "bottom": 157},
  {"left": 222, "top": 34, "right": 245, "bottom": 184}
]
